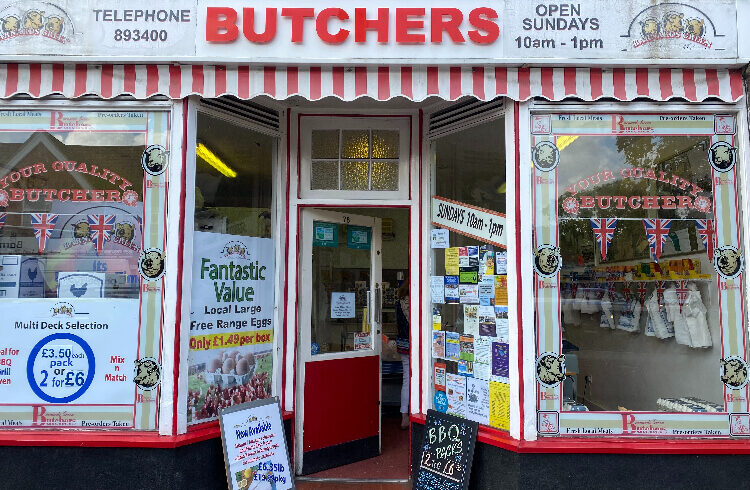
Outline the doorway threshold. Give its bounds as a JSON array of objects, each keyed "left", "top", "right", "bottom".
[{"left": 295, "top": 477, "right": 410, "bottom": 483}]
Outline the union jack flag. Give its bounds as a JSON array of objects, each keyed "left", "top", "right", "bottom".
[
  {"left": 30, "top": 213, "right": 58, "bottom": 253},
  {"left": 656, "top": 280, "right": 667, "bottom": 302},
  {"left": 695, "top": 219, "right": 716, "bottom": 261},
  {"left": 643, "top": 219, "right": 673, "bottom": 261},
  {"left": 0, "top": 212, "right": 7, "bottom": 230},
  {"left": 637, "top": 282, "right": 648, "bottom": 305},
  {"left": 623, "top": 284, "right": 631, "bottom": 302},
  {"left": 87, "top": 214, "right": 115, "bottom": 254},
  {"left": 675, "top": 280, "right": 689, "bottom": 312},
  {"left": 590, "top": 218, "right": 618, "bottom": 261}
]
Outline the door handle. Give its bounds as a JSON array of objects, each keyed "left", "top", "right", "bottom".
[{"left": 375, "top": 284, "right": 382, "bottom": 329}]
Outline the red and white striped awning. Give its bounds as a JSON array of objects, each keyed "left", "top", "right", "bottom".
[{"left": 0, "top": 64, "right": 743, "bottom": 102}]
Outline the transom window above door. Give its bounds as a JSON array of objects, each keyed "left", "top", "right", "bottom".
[{"left": 299, "top": 116, "right": 411, "bottom": 200}]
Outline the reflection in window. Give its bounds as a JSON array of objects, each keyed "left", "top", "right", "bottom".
[
  {"left": 532, "top": 114, "right": 744, "bottom": 431},
  {"left": 0, "top": 122, "right": 146, "bottom": 299}
]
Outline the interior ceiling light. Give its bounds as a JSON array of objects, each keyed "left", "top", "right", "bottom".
[
  {"left": 196, "top": 143, "right": 237, "bottom": 178},
  {"left": 556, "top": 135, "right": 579, "bottom": 151}
]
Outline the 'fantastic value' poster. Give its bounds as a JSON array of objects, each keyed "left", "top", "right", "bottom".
[{"left": 188, "top": 231, "right": 276, "bottom": 424}]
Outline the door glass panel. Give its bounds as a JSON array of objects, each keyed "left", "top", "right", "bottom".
[
  {"left": 311, "top": 220, "right": 373, "bottom": 354},
  {"left": 306, "top": 125, "right": 403, "bottom": 195}
]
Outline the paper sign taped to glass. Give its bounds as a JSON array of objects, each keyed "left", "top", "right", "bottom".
[{"left": 431, "top": 196, "right": 506, "bottom": 248}]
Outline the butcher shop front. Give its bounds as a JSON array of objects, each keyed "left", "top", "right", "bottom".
[{"left": 0, "top": 1, "right": 749, "bottom": 488}]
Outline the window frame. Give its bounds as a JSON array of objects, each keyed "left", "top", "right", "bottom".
[
  {"left": 521, "top": 100, "right": 750, "bottom": 440},
  {"left": 179, "top": 97, "right": 285, "bottom": 433},
  {"left": 0, "top": 97, "right": 174, "bottom": 434},
  {"left": 422, "top": 100, "right": 521, "bottom": 438},
  {"left": 299, "top": 116, "right": 411, "bottom": 200}
]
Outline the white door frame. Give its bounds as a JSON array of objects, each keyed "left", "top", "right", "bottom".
[{"left": 295, "top": 208, "right": 383, "bottom": 473}]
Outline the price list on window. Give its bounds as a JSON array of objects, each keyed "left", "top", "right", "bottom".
[{"left": 415, "top": 410, "right": 478, "bottom": 490}]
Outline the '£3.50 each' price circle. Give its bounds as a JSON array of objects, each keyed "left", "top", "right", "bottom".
[{"left": 26, "top": 333, "right": 95, "bottom": 403}]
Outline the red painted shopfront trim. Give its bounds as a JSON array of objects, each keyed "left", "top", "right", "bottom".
[
  {"left": 409, "top": 414, "right": 750, "bottom": 455},
  {"left": 0, "top": 412, "right": 294, "bottom": 449}
]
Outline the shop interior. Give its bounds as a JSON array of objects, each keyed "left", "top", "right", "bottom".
[{"left": 555, "top": 134, "right": 725, "bottom": 413}]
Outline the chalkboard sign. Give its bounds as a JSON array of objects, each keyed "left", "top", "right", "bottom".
[
  {"left": 414, "top": 409, "right": 479, "bottom": 490},
  {"left": 218, "top": 397, "right": 294, "bottom": 490}
]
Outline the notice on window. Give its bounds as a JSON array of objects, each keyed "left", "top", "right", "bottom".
[
  {"left": 473, "top": 337, "right": 492, "bottom": 381},
  {"left": 432, "top": 331, "right": 446, "bottom": 359},
  {"left": 466, "top": 378, "right": 490, "bottom": 425},
  {"left": 347, "top": 225, "right": 371, "bottom": 250},
  {"left": 445, "top": 332, "right": 460, "bottom": 361},
  {"left": 434, "top": 362, "right": 447, "bottom": 391},
  {"left": 464, "top": 305, "right": 479, "bottom": 337},
  {"left": 331, "top": 292, "right": 355, "bottom": 319},
  {"left": 446, "top": 373, "right": 467, "bottom": 418},
  {"left": 313, "top": 221, "right": 338, "bottom": 247},
  {"left": 431, "top": 229, "right": 450, "bottom": 248},
  {"left": 188, "top": 231, "right": 276, "bottom": 425},
  {"left": 432, "top": 196, "right": 507, "bottom": 248},
  {"left": 444, "top": 276, "right": 459, "bottom": 303},
  {"left": 0, "top": 298, "right": 139, "bottom": 428},
  {"left": 489, "top": 381, "right": 510, "bottom": 431},
  {"left": 430, "top": 276, "right": 445, "bottom": 304},
  {"left": 444, "top": 247, "right": 459, "bottom": 276},
  {"left": 492, "top": 342, "right": 509, "bottom": 383}
]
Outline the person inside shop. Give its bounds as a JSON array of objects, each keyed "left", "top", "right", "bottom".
[{"left": 396, "top": 279, "right": 410, "bottom": 429}]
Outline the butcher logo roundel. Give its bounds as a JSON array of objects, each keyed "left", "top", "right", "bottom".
[
  {"left": 708, "top": 142, "right": 736, "bottom": 172},
  {"left": 141, "top": 145, "right": 168, "bottom": 176},
  {"left": 133, "top": 357, "right": 161, "bottom": 390},
  {"left": 536, "top": 352, "right": 566, "bottom": 387},
  {"left": 532, "top": 141, "right": 560, "bottom": 172},
  {"left": 534, "top": 245, "right": 562, "bottom": 278},
  {"left": 139, "top": 248, "right": 166, "bottom": 280},
  {"left": 721, "top": 356, "right": 749, "bottom": 390},
  {"left": 714, "top": 246, "right": 743, "bottom": 279}
]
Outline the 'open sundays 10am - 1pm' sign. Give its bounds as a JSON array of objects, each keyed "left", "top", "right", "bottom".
[{"left": 432, "top": 196, "right": 506, "bottom": 249}]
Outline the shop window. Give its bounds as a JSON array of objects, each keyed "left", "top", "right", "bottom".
[
  {"left": 429, "top": 117, "right": 510, "bottom": 431},
  {"left": 0, "top": 108, "right": 170, "bottom": 430},
  {"left": 300, "top": 117, "right": 410, "bottom": 200},
  {"left": 188, "top": 112, "right": 276, "bottom": 425},
  {"left": 531, "top": 112, "right": 748, "bottom": 437}
]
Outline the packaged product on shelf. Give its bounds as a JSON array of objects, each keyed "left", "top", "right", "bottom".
[
  {"left": 599, "top": 295, "right": 616, "bottom": 329},
  {"left": 683, "top": 283, "right": 712, "bottom": 348},
  {"left": 663, "top": 285, "right": 693, "bottom": 346},
  {"left": 644, "top": 289, "right": 675, "bottom": 339},
  {"left": 616, "top": 299, "right": 641, "bottom": 333}
]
